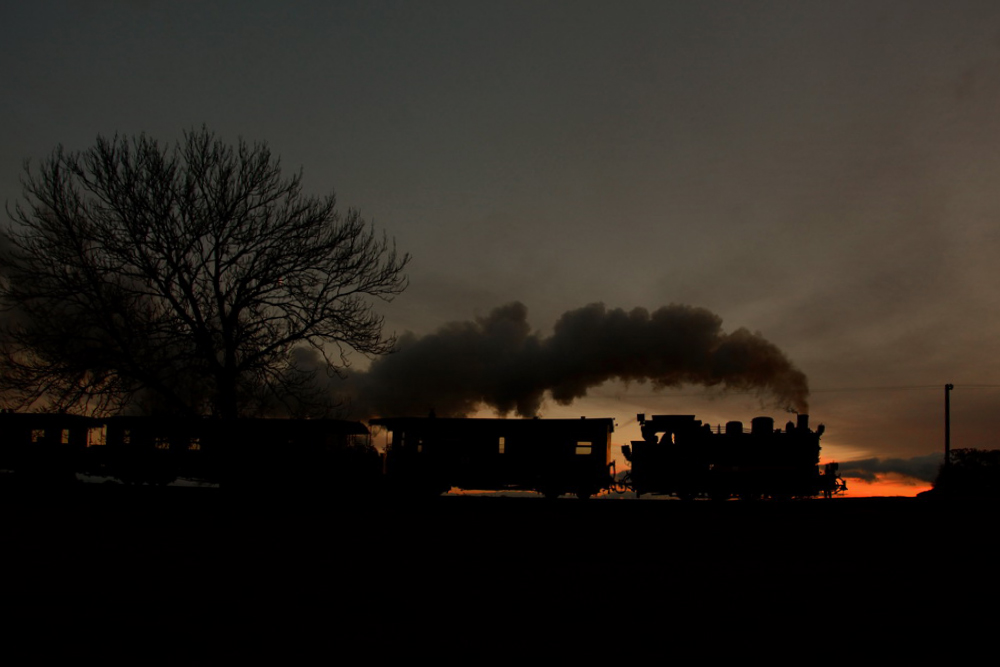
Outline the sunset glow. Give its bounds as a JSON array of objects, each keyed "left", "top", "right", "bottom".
[{"left": 841, "top": 474, "right": 933, "bottom": 498}]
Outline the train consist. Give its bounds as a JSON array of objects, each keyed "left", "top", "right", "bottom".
[{"left": 0, "top": 409, "right": 844, "bottom": 499}]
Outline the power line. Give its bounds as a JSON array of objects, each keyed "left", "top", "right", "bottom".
[
  {"left": 810, "top": 385, "right": 941, "bottom": 393},
  {"left": 587, "top": 383, "right": 1000, "bottom": 399},
  {"left": 813, "top": 384, "right": 1000, "bottom": 393}
]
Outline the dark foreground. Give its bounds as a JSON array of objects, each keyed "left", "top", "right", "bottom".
[{"left": 4, "top": 487, "right": 997, "bottom": 647}]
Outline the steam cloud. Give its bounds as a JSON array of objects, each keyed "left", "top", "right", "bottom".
[{"left": 340, "top": 302, "right": 809, "bottom": 419}]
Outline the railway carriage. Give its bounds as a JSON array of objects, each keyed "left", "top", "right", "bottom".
[{"left": 371, "top": 416, "right": 615, "bottom": 499}]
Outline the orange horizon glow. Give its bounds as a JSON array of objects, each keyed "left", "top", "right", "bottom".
[
  {"left": 840, "top": 473, "right": 933, "bottom": 498},
  {"left": 445, "top": 479, "right": 933, "bottom": 499}
]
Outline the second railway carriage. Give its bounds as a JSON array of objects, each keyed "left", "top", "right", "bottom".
[
  {"left": 117, "top": 416, "right": 375, "bottom": 490},
  {"left": 81, "top": 415, "right": 376, "bottom": 489},
  {"left": 0, "top": 411, "right": 92, "bottom": 485}
]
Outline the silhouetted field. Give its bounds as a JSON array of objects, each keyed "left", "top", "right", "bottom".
[{"left": 4, "top": 488, "right": 995, "bottom": 641}]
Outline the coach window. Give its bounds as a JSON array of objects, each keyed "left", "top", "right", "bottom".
[
  {"left": 498, "top": 437, "right": 505, "bottom": 454},
  {"left": 61, "top": 429, "right": 70, "bottom": 444},
  {"left": 576, "top": 441, "right": 592, "bottom": 456},
  {"left": 189, "top": 437, "right": 201, "bottom": 451},
  {"left": 155, "top": 436, "right": 170, "bottom": 450},
  {"left": 88, "top": 426, "right": 106, "bottom": 447},
  {"left": 31, "top": 429, "right": 44, "bottom": 443}
]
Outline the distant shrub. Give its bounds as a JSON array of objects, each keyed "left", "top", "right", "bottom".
[{"left": 933, "top": 448, "right": 1000, "bottom": 498}]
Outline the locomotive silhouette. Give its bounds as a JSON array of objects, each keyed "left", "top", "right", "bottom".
[
  {"left": 623, "top": 413, "right": 844, "bottom": 500},
  {"left": 0, "top": 409, "right": 843, "bottom": 498}
]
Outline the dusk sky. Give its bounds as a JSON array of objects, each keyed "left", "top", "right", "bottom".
[{"left": 5, "top": 1, "right": 1000, "bottom": 495}]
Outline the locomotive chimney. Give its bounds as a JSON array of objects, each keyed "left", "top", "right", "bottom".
[{"left": 797, "top": 413, "right": 809, "bottom": 431}]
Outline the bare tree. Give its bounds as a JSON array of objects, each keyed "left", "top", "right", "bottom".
[{"left": 0, "top": 128, "right": 409, "bottom": 418}]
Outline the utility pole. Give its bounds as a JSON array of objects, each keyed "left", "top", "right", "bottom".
[{"left": 945, "top": 383, "right": 954, "bottom": 466}]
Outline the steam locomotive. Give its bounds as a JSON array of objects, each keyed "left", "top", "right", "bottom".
[
  {"left": 624, "top": 413, "right": 844, "bottom": 500},
  {"left": 0, "top": 409, "right": 844, "bottom": 499}
]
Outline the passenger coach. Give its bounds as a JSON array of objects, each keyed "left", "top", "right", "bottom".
[{"left": 371, "top": 416, "right": 615, "bottom": 499}]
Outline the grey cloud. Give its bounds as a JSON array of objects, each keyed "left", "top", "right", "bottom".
[{"left": 839, "top": 453, "right": 942, "bottom": 484}]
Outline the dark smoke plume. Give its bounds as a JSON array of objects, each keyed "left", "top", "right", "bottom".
[{"left": 340, "top": 302, "right": 809, "bottom": 418}]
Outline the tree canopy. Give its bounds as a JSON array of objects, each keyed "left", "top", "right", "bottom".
[
  {"left": 0, "top": 128, "right": 409, "bottom": 418},
  {"left": 932, "top": 448, "right": 1000, "bottom": 498}
]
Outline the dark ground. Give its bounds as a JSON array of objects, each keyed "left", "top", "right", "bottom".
[{"left": 3, "top": 487, "right": 996, "bottom": 651}]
